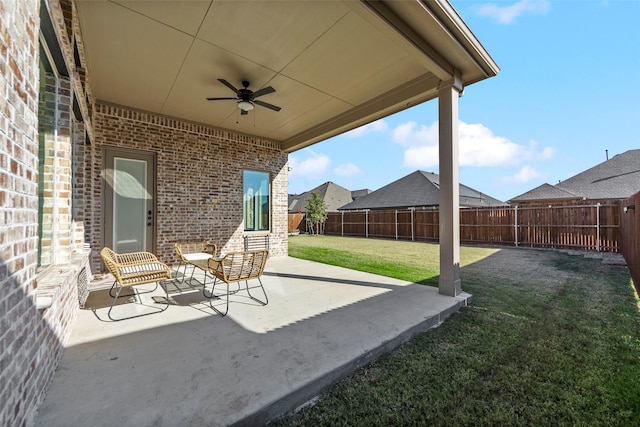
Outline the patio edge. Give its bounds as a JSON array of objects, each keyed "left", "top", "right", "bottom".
[{"left": 233, "top": 291, "right": 472, "bottom": 426}]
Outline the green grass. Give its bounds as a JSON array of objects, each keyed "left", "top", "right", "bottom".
[
  {"left": 287, "top": 235, "right": 498, "bottom": 286},
  {"left": 274, "top": 235, "right": 640, "bottom": 426}
]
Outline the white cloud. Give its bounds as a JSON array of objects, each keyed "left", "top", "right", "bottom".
[
  {"left": 343, "top": 119, "right": 389, "bottom": 138},
  {"left": 458, "top": 122, "right": 530, "bottom": 167},
  {"left": 392, "top": 120, "right": 555, "bottom": 169},
  {"left": 538, "top": 146, "right": 556, "bottom": 160},
  {"left": 403, "top": 145, "right": 440, "bottom": 168},
  {"left": 288, "top": 150, "right": 331, "bottom": 177},
  {"left": 392, "top": 121, "right": 437, "bottom": 147},
  {"left": 333, "top": 162, "right": 362, "bottom": 178},
  {"left": 475, "top": 0, "right": 550, "bottom": 24},
  {"left": 392, "top": 121, "right": 439, "bottom": 168},
  {"left": 501, "top": 165, "right": 543, "bottom": 184}
]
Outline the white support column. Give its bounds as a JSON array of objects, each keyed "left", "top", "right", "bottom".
[{"left": 438, "top": 75, "right": 463, "bottom": 296}]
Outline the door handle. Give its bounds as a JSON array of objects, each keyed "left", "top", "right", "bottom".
[{"left": 147, "top": 210, "right": 153, "bottom": 227}]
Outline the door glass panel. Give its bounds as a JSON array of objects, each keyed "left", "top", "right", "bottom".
[{"left": 113, "top": 158, "right": 147, "bottom": 253}]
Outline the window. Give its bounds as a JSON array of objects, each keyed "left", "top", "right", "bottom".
[
  {"left": 243, "top": 170, "right": 270, "bottom": 232},
  {"left": 37, "top": 43, "right": 56, "bottom": 268}
]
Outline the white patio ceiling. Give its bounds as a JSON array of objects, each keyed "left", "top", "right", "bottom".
[{"left": 75, "top": 0, "right": 498, "bottom": 152}]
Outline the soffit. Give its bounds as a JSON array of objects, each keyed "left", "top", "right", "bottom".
[{"left": 75, "top": 0, "right": 498, "bottom": 152}]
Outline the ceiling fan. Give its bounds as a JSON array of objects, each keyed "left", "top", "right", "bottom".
[{"left": 207, "top": 79, "right": 282, "bottom": 115}]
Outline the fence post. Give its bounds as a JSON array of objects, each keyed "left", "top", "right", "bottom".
[
  {"left": 395, "top": 209, "right": 398, "bottom": 240},
  {"left": 341, "top": 211, "right": 344, "bottom": 236},
  {"left": 596, "top": 203, "right": 601, "bottom": 252},
  {"left": 411, "top": 208, "right": 415, "bottom": 241},
  {"left": 514, "top": 206, "right": 519, "bottom": 247},
  {"left": 366, "top": 210, "right": 369, "bottom": 238}
]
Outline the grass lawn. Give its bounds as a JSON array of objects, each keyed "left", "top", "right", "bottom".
[{"left": 274, "top": 235, "right": 640, "bottom": 426}]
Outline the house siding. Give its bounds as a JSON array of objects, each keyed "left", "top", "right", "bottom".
[{"left": 1, "top": 0, "right": 289, "bottom": 426}]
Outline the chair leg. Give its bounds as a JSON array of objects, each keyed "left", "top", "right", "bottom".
[
  {"left": 246, "top": 277, "right": 268, "bottom": 306},
  {"left": 109, "top": 280, "right": 159, "bottom": 298},
  {"left": 202, "top": 276, "right": 214, "bottom": 298},
  {"left": 176, "top": 260, "right": 185, "bottom": 282},
  {"left": 204, "top": 278, "right": 229, "bottom": 317},
  {"left": 188, "top": 264, "right": 198, "bottom": 286},
  {"left": 107, "top": 281, "right": 169, "bottom": 322},
  {"left": 107, "top": 281, "right": 124, "bottom": 321}
]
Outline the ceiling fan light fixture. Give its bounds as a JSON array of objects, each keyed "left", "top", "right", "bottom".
[{"left": 238, "top": 100, "right": 254, "bottom": 111}]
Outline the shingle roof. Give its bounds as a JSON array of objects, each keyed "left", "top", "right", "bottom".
[
  {"left": 288, "top": 181, "right": 354, "bottom": 212},
  {"left": 338, "top": 170, "right": 505, "bottom": 210},
  {"left": 509, "top": 149, "right": 640, "bottom": 203},
  {"left": 509, "top": 183, "right": 581, "bottom": 203},
  {"left": 557, "top": 149, "right": 640, "bottom": 199},
  {"left": 350, "top": 189, "right": 371, "bottom": 200}
]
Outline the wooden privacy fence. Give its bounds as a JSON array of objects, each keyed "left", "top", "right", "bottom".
[
  {"left": 288, "top": 213, "right": 306, "bottom": 233},
  {"left": 619, "top": 192, "right": 639, "bottom": 295},
  {"left": 317, "top": 202, "right": 621, "bottom": 252}
]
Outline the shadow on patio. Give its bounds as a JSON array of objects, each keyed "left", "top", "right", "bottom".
[{"left": 35, "top": 257, "right": 470, "bottom": 427}]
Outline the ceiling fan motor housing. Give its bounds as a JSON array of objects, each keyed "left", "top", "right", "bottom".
[{"left": 239, "top": 88, "right": 254, "bottom": 101}]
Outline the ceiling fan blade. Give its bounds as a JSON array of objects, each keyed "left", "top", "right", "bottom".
[
  {"left": 218, "top": 78, "right": 239, "bottom": 94},
  {"left": 252, "top": 86, "right": 275, "bottom": 99},
  {"left": 206, "top": 97, "right": 237, "bottom": 101},
  {"left": 254, "top": 100, "right": 281, "bottom": 112}
]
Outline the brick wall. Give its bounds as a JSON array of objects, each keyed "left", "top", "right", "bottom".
[
  {"left": 88, "top": 105, "right": 289, "bottom": 272},
  {"left": 0, "top": 0, "right": 93, "bottom": 425},
  {"left": 1, "top": 0, "right": 47, "bottom": 425}
]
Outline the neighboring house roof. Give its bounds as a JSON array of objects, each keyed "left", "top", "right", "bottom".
[
  {"left": 510, "top": 149, "right": 640, "bottom": 203},
  {"left": 509, "top": 183, "right": 582, "bottom": 203},
  {"left": 289, "top": 181, "right": 354, "bottom": 212},
  {"left": 338, "top": 171, "right": 505, "bottom": 210},
  {"left": 351, "top": 189, "right": 371, "bottom": 200}
]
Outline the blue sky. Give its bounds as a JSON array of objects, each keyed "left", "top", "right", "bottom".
[{"left": 288, "top": 0, "right": 640, "bottom": 202}]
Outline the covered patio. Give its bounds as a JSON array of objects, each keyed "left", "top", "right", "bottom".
[
  {"left": 35, "top": 258, "right": 470, "bottom": 426},
  {"left": 1, "top": 1, "right": 498, "bottom": 425}
]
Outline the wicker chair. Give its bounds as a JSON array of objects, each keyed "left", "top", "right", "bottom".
[
  {"left": 203, "top": 249, "right": 269, "bottom": 316},
  {"left": 100, "top": 247, "right": 172, "bottom": 321},
  {"left": 174, "top": 241, "right": 217, "bottom": 284}
]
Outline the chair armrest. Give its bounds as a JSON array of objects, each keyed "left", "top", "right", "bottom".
[
  {"left": 208, "top": 257, "right": 224, "bottom": 270},
  {"left": 203, "top": 241, "right": 217, "bottom": 256},
  {"left": 207, "top": 256, "right": 226, "bottom": 279}
]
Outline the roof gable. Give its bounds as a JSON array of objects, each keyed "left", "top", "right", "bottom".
[{"left": 289, "top": 181, "right": 353, "bottom": 212}]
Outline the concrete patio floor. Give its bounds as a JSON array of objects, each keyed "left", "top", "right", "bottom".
[{"left": 35, "top": 256, "right": 471, "bottom": 427}]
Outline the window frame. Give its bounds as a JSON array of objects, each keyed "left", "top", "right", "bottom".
[
  {"left": 242, "top": 170, "right": 271, "bottom": 233},
  {"left": 37, "top": 37, "right": 58, "bottom": 270}
]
